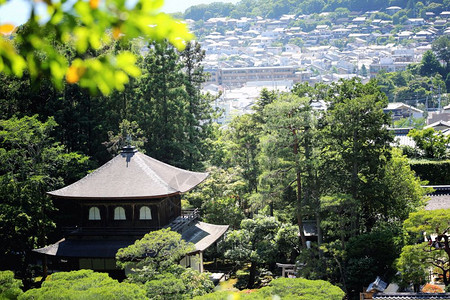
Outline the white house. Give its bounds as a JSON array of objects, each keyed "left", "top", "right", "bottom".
[{"left": 384, "top": 103, "right": 424, "bottom": 121}]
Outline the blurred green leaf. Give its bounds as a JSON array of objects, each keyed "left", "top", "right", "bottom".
[{"left": 0, "top": 0, "right": 193, "bottom": 95}]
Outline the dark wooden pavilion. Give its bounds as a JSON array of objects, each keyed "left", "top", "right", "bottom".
[{"left": 34, "top": 146, "right": 228, "bottom": 277}]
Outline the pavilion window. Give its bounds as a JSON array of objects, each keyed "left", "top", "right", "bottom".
[
  {"left": 114, "top": 207, "right": 126, "bottom": 220},
  {"left": 139, "top": 206, "right": 152, "bottom": 220},
  {"left": 88, "top": 207, "right": 101, "bottom": 220}
]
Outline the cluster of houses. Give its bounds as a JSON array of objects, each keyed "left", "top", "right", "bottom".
[
  {"left": 184, "top": 7, "right": 450, "bottom": 123},
  {"left": 385, "top": 102, "right": 450, "bottom": 148},
  {"left": 188, "top": 8, "right": 450, "bottom": 87}
]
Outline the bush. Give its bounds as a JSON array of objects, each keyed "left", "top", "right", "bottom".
[
  {"left": 19, "top": 270, "right": 146, "bottom": 300},
  {"left": 234, "top": 270, "right": 249, "bottom": 290},
  {"left": 258, "top": 277, "right": 345, "bottom": 300},
  {"left": 144, "top": 273, "right": 186, "bottom": 299},
  {"left": 345, "top": 225, "right": 403, "bottom": 294},
  {"left": 0, "top": 271, "right": 23, "bottom": 300},
  {"left": 194, "top": 277, "right": 345, "bottom": 300},
  {"left": 409, "top": 160, "right": 450, "bottom": 185},
  {"left": 400, "top": 145, "right": 421, "bottom": 159},
  {"left": 295, "top": 245, "right": 328, "bottom": 281},
  {"left": 422, "top": 283, "right": 444, "bottom": 293},
  {"left": 142, "top": 266, "right": 214, "bottom": 299}
]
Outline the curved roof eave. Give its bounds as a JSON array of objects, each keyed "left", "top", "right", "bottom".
[
  {"left": 47, "top": 149, "right": 209, "bottom": 199},
  {"left": 46, "top": 191, "right": 182, "bottom": 200}
]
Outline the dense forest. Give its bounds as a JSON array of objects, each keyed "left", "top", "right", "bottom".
[
  {"left": 183, "top": 0, "right": 449, "bottom": 20},
  {"left": 0, "top": 22, "right": 218, "bottom": 287}
]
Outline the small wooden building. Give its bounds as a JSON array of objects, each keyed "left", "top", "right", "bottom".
[{"left": 35, "top": 146, "right": 228, "bottom": 277}]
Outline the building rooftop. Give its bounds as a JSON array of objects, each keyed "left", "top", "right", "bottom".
[
  {"left": 425, "top": 186, "right": 450, "bottom": 211},
  {"left": 34, "top": 216, "right": 229, "bottom": 258},
  {"left": 385, "top": 103, "right": 424, "bottom": 113},
  {"left": 181, "top": 221, "right": 229, "bottom": 253},
  {"left": 373, "top": 293, "right": 450, "bottom": 299},
  {"left": 426, "top": 195, "right": 450, "bottom": 210},
  {"left": 48, "top": 147, "right": 209, "bottom": 199}
]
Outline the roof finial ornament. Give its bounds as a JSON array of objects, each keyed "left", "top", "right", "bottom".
[
  {"left": 121, "top": 135, "right": 137, "bottom": 154},
  {"left": 126, "top": 134, "right": 132, "bottom": 147}
]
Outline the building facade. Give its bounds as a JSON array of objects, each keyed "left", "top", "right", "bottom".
[{"left": 35, "top": 146, "right": 228, "bottom": 277}]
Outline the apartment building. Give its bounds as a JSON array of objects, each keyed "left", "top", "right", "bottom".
[{"left": 205, "top": 66, "right": 308, "bottom": 88}]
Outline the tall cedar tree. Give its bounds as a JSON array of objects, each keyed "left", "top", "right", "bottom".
[
  {"left": 134, "top": 41, "right": 213, "bottom": 170},
  {"left": 324, "top": 78, "right": 393, "bottom": 233},
  {"left": 180, "top": 41, "right": 215, "bottom": 170},
  {"left": 262, "top": 94, "right": 320, "bottom": 248}
]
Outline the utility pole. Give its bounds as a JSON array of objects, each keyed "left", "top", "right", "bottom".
[
  {"left": 438, "top": 85, "right": 442, "bottom": 112},
  {"left": 431, "top": 86, "right": 434, "bottom": 110}
]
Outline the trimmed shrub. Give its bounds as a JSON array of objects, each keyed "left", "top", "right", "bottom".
[
  {"left": 0, "top": 271, "right": 23, "bottom": 300},
  {"left": 422, "top": 283, "right": 444, "bottom": 293},
  {"left": 194, "top": 277, "right": 345, "bottom": 300},
  {"left": 409, "top": 160, "right": 450, "bottom": 185}
]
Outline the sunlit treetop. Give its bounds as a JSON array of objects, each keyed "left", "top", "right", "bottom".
[{"left": 0, "top": 0, "right": 193, "bottom": 95}]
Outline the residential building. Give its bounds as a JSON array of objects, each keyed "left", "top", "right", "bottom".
[{"left": 384, "top": 103, "right": 424, "bottom": 121}]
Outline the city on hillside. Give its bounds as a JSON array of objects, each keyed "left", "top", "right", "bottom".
[{"left": 177, "top": 5, "right": 450, "bottom": 124}]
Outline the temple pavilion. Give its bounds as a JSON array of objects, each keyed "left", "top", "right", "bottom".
[{"left": 34, "top": 146, "right": 228, "bottom": 277}]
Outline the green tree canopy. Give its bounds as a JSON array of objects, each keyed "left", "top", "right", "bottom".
[
  {"left": 19, "top": 270, "right": 146, "bottom": 300},
  {"left": 0, "top": 271, "right": 23, "bottom": 300},
  {"left": 223, "top": 114, "right": 261, "bottom": 195},
  {"left": 397, "top": 244, "right": 430, "bottom": 291},
  {"left": 262, "top": 93, "right": 320, "bottom": 247},
  {"left": 185, "top": 165, "right": 246, "bottom": 220},
  {"left": 103, "top": 119, "right": 147, "bottom": 155},
  {"left": 402, "top": 209, "right": 450, "bottom": 287},
  {"left": 408, "top": 128, "right": 450, "bottom": 159},
  {"left": 130, "top": 40, "right": 215, "bottom": 170},
  {"left": 323, "top": 79, "right": 393, "bottom": 231},
  {"left": 0, "top": 115, "right": 89, "bottom": 265},
  {"left": 116, "top": 228, "right": 195, "bottom": 283},
  {"left": 116, "top": 228, "right": 214, "bottom": 299},
  {"left": 345, "top": 225, "right": 403, "bottom": 294},
  {"left": 432, "top": 36, "right": 450, "bottom": 70},
  {"left": 224, "top": 215, "right": 284, "bottom": 288},
  {"left": 420, "top": 50, "right": 443, "bottom": 77}
]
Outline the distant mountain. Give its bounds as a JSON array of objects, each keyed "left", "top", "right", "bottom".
[{"left": 183, "top": 0, "right": 446, "bottom": 20}]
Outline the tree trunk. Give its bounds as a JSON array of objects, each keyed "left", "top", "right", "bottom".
[
  {"left": 442, "top": 235, "right": 449, "bottom": 287},
  {"left": 316, "top": 213, "right": 322, "bottom": 247},
  {"left": 332, "top": 254, "right": 347, "bottom": 294},
  {"left": 351, "top": 159, "right": 358, "bottom": 235},
  {"left": 443, "top": 269, "right": 448, "bottom": 287},
  {"left": 293, "top": 135, "right": 307, "bottom": 248},
  {"left": 297, "top": 170, "right": 307, "bottom": 248},
  {"left": 316, "top": 212, "right": 323, "bottom": 258},
  {"left": 269, "top": 200, "right": 274, "bottom": 217},
  {"left": 247, "top": 261, "right": 257, "bottom": 289}
]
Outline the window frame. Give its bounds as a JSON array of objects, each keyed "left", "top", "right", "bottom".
[
  {"left": 139, "top": 206, "right": 152, "bottom": 220},
  {"left": 114, "top": 206, "right": 126, "bottom": 220},
  {"left": 88, "top": 207, "right": 101, "bottom": 220}
]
